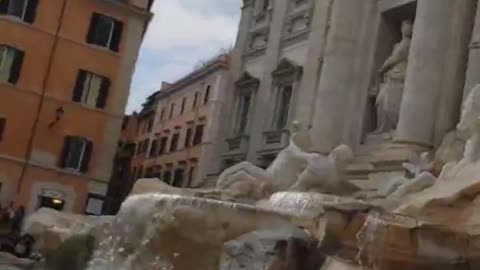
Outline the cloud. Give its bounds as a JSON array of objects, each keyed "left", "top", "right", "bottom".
[{"left": 126, "top": 0, "right": 241, "bottom": 113}]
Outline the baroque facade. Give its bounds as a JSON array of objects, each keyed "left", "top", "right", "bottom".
[
  {"left": 220, "top": 0, "right": 480, "bottom": 179},
  {"left": 0, "top": 0, "right": 153, "bottom": 214}
]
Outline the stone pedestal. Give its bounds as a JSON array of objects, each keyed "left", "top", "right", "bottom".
[{"left": 395, "top": 0, "right": 475, "bottom": 146}]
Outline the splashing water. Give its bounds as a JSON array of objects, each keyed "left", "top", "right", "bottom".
[{"left": 85, "top": 193, "right": 301, "bottom": 270}]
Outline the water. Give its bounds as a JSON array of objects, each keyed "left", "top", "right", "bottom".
[{"left": 85, "top": 193, "right": 302, "bottom": 270}]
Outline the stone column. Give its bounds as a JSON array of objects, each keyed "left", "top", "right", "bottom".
[
  {"left": 463, "top": 0, "right": 480, "bottom": 101},
  {"left": 310, "top": 0, "right": 376, "bottom": 153},
  {"left": 294, "top": 0, "right": 333, "bottom": 127},
  {"left": 395, "top": 0, "right": 475, "bottom": 145}
]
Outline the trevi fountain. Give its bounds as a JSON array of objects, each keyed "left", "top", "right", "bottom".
[{"left": 9, "top": 0, "right": 480, "bottom": 269}]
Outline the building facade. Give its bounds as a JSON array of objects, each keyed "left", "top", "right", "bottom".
[
  {"left": 130, "top": 55, "right": 231, "bottom": 188},
  {"left": 0, "top": 0, "right": 153, "bottom": 214},
  {"left": 103, "top": 114, "right": 138, "bottom": 214},
  {"left": 220, "top": 0, "right": 480, "bottom": 176}
]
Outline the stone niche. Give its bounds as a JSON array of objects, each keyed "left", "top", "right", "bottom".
[{"left": 361, "top": 0, "right": 417, "bottom": 140}]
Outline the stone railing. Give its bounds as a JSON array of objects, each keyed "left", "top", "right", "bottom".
[
  {"left": 226, "top": 135, "right": 250, "bottom": 153},
  {"left": 262, "top": 130, "right": 290, "bottom": 150}
]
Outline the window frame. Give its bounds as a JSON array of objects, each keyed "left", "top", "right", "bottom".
[
  {"left": 73, "top": 70, "right": 110, "bottom": 109},
  {"left": 63, "top": 138, "right": 89, "bottom": 172},
  {"left": 0, "top": 116, "right": 5, "bottom": 142},
  {"left": 204, "top": 85, "right": 211, "bottom": 104},
  {"left": 180, "top": 97, "right": 187, "bottom": 115},
  {"left": 0, "top": 45, "right": 24, "bottom": 85},
  {"left": 170, "top": 133, "right": 180, "bottom": 152},
  {"left": 274, "top": 84, "right": 294, "bottom": 130},
  {"left": 193, "top": 125, "right": 204, "bottom": 146},
  {"left": 87, "top": 13, "right": 123, "bottom": 52}
]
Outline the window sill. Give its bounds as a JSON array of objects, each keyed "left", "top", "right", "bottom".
[
  {"left": 85, "top": 43, "right": 119, "bottom": 56},
  {"left": 0, "top": 15, "right": 30, "bottom": 26}
]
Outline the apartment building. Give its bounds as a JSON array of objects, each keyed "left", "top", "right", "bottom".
[
  {"left": 103, "top": 114, "right": 138, "bottom": 214},
  {"left": 130, "top": 55, "right": 231, "bottom": 188},
  {"left": 0, "top": 0, "right": 153, "bottom": 214}
]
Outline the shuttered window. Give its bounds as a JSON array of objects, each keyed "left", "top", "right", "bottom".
[
  {"left": 0, "top": 117, "right": 5, "bottom": 142},
  {"left": 193, "top": 125, "right": 204, "bottom": 146},
  {"left": 170, "top": 133, "right": 179, "bottom": 152},
  {"left": 158, "top": 137, "right": 168, "bottom": 155},
  {"left": 0, "top": 46, "right": 24, "bottom": 85},
  {"left": 180, "top": 97, "right": 186, "bottom": 115},
  {"left": 86, "top": 13, "right": 123, "bottom": 52},
  {"left": 184, "top": 127, "right": 192, "bottom": 148},
  {"left": 204, "top": 85, "right": 210, "bottom": 104},
  {"left": 193, "top": 92, "right": 199, "bottom": 109},
  {"left": 0, "top": 0, "right": 38, "bottom": 24},
  {"left": 72, "top": 70, "right": 110, "bottom": 109},
  {"left": 59, "top": 136, "right": 93, "bottom": 173}
]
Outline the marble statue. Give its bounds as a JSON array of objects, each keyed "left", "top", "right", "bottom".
[
  {"left": 216, "top": 121, "right": 357, "bottom": 201},
  {"left": 290, "top": 144, "right": 357, "bottom": 195},
  {"left": 216, "top": 121, "right": 320, "bottom": 202},
  {"left": 373, "top": 19, "right": 413, "bottom": 135}
]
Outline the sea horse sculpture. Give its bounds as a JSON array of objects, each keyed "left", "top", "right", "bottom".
[{"left": 216, "top": 121, "right": 356, "bottom": 202}]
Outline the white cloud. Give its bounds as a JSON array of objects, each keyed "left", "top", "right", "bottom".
[
  {"left": 144, "top": 0, "right": 239, "bottom": 52},
  {"left": 126, "top": 0, "right": 241, "bottom": 113}
]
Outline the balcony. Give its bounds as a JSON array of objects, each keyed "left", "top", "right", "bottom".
[
  {"left": 225, "top": 135, "right": 249, "bottom": 155},
  {"left": 259, "top": 130, "right": 290, "bottom": 154}
]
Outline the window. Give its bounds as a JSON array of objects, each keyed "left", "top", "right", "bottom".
[
  {"left": 149, "top": 139, "right": 158, "bottom": 157},
  {"left": 72, "top": 70, "right": 110, "bottom": 109},
  {"left": 147, "top": 118, "right": 153, "bottom": 132},
  {"left": 180, "top": 97, "right": 187, "bottom": 115},
  {"left": 0, "top": 0, "right": 38, "bottom": 24},
  {"left": 143, "top": 139, "right": 150, "bottom": 154},
  {"left": 158, "top": 137, "right": 168, "bottom": 155},
  {"left": 236, "top": 95, "right": 251, "bottom": 135},
  {"left": 121, "top": 116, "right": 129, "bottom": 130},
  {"left": 275, "top": 85, "right": 293, "bottom": 129},
  {"left": 263, "top": 0, "right": 270, "bottom": 11},
  {"left": 85, "top": 193, "right": 104, "bottom": 216},
  {"left": 204, "top": 85, "right": 211, "bottom": 104},
  {"left": 193, "top": 92, "right": 199, "bottom": 109},
  {"left": 184, "top": 127, "right": 192, "bottom": 148},
  {"left": 170, "top": 133, "right": 179, "bottom": 152},
  {"left": 193, "top": 125, "right": 204, "bottom": 146},
  {"left": 173, "top": 168, "right": 185, "bottom": 187},
  {"left": 160, "top": 108, "right": 166, "bottom": 120},
  {"left": 86, "top": 13, "right": 123, "bottom": 52},
  {"left": 0, "top": 116, "right": 5, "bottom": 142},
  {"left": 187, "top": 166, "right": 195, "bottom": 187},
  {"left": 59, "top": 136, "right": 93, "bottom": 173},
  {"left": 169, "top": 103, "right": 175, "bottom": 119},
  {"left": 0, "top": 46, "right": 24, "bottom": 85},
  {"left": 163, "top": 170, "right": 172, "bottom": 184}
]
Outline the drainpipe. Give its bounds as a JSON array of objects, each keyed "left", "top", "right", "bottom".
[{"left": 17, "top": 0, "right": 69, "bottom": 194}]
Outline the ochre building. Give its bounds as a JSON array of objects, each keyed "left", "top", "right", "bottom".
[
  {"left": 130, "top": 55, "right": 231, "bottom": 188},
  {"left": 0, "top": 0, "right": 153, "bottom": 214}
]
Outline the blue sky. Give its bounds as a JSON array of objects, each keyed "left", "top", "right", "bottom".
[{"left": 126, "top": 0, "right": 241, "bottom": 113}]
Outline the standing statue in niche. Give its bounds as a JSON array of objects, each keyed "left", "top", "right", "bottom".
[{"left": 373, "top": 19, "right": 413, "bottom": 136}]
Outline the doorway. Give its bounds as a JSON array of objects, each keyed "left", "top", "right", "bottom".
[{"left": 38, "top": 195, "right": 65, "bottom": 211}]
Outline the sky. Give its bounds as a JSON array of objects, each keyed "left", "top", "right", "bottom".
[{"left": 126, "top": 0, "right": 242, "bottom": 113}]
